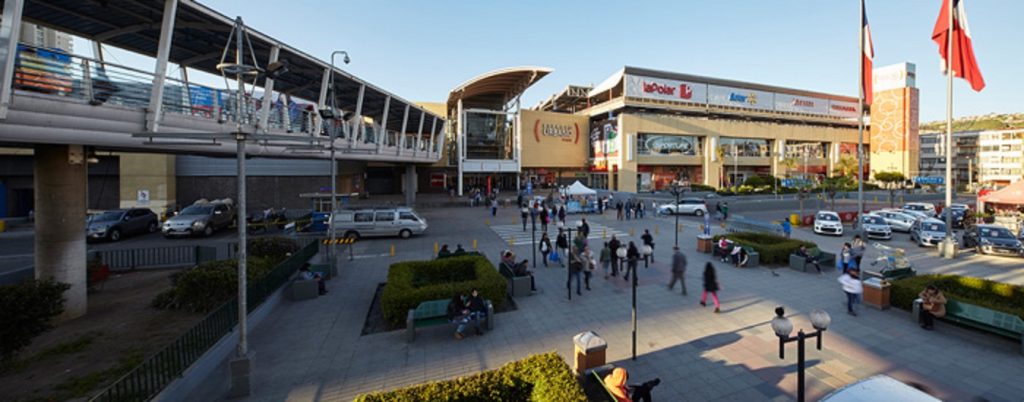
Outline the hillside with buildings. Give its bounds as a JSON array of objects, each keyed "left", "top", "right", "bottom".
[{"left": 920, "top": 113, "right": 1024, "bottom": 133}]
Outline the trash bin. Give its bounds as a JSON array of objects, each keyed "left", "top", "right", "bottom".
[
  {"left": 862, "top": 277, "right": 891, "bottom": 310},
  {"left": 573, "top": 331, "right": 607, "bottom": 375},
  {"left": 789, "top": 214, "right": 800, "bottom": 226},
  {"left": 696, "top": 235, "right": 713, "bottom": 253}
]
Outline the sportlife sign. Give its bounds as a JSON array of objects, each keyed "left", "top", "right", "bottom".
[
  {"left": 624, "top": 74, "right": 707, "bottom": 103},
  {"left": 707, "top": 85, "right": 774, "bottom": 111}
]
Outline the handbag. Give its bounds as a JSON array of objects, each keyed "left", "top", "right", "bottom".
[{"left": 549, "top": 252, "right": 559, "bottom": 263}]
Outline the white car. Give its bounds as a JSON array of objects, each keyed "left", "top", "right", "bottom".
[
  {"left": 898, "top": 209, "right": 931, "bottom": 221},
  {"left": 813, "top": 211, "right": 844, "bottom": 236},
  {"left": 658, "top": 198, "right": 708, "bottom": 216},
  {"left": 874, "top": 210, "right": 916, "bottom": 232},
  {"left": 901, "top": 202, "right": 937, "bottom": 217},
  {"left": 948, "top": 203, "right": 971, "bottom": 211},
  {"left": 860, "top": 214, "right": 893, "bottom": 240}
]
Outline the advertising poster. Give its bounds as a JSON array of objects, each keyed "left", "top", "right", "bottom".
[
  {"left": 708, "top": 85, "right": 774, "bottom": 111},
  {"left": 624, "top": 74, "right": 708, "bottom": 104},
  {"left": 638, "top": 134, "right": 698, "bottom": 156}
]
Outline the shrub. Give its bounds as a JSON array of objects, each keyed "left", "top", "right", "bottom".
[
  {"left": 688, "top": 183, "right": 716, "bottom": 192},
  {"left": 890, "top": 274, "right": 1024, "bottom": 318},
  {"left": 713, "top": 232, "right": 816, "bottom": 265},
  {"left": 381, "top": 256, "right": 506, "bottom": 328},
  {"left": 0, "top": 279, "right": 71, "bottom": 365},
  {"left": 248, "top": 236, "right": 300, "bottom": 260},
  {"left": 355, "top": 352, "right": 587, "bottom": 402}
]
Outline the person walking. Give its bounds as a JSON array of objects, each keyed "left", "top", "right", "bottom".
[
  {"left": 625, "top": 199, "right": 633, "bottom": 220},
  {"left": 556, "top": 229, "right": 569, "bottom": 268},
  {"left": 637, "top": 200, "right": 645, "bottom": 219},
  {"left": 491, "top": 198, "right": 498, "bottom": 217},
  {"left": 668, "top": 246, "right": 687, "bottom": 295},
  {"left": 539, "top": 233, "right": 552, "bottom": 268},
  {"left": 851, "top": 235, "right": 866, "bottom": 269},
  {"left": 624, "top": 241, "right": 640, "bottom": 280},
  {"left": 568, "top": 246, "right": 583, "bottom": 296},
  {"left": 839, "top": 243, "right": 854, "bottom": 273},
  {"left": 839, "top": 267, "right": 863, "bottom": 316},
  {"left": 721, "top": 202, "right": 729, "bottom": 221},
  {"left": 530, "top": 203, "right": 538, "bottom": 227},
  {"left": 580, "top": 218, "right": 591, "bottom": 238},
  {"left": 558, "top": 205, "right": 567, "bottom": 225},
  {"left": 641, "top": 229, "right": 655, "bottom": 263},
  {"left": 616, "top": 201, "right": 624, "bottom": 220},
  {"left": 781, "top": 219, "right": 792, "bottom": 239},
  {"left": 608, "top": 235, "right": 621, "bottom": 277},
  {"left": 540, "top": 206, "right": 549, "bottom": 232},
  {"left": 520, "top": 206, "right": 529, "bottom": 231},
  {"left": 580, "top": 245, "right": 595, "bottom": 291},
  {"left": 600, "top": 241, "right": 612, "bottom": 279},
  {"left": 700, "top": 262, "right": 721, "bottom": 313}
]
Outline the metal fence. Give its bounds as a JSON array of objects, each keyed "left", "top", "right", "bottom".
[
  {"left": 88, "top": 240, "right": 318, "bottom": 402},
  {"left": 90, "top": 245, "right": 217, "bottom": 271},
  {"left": 226, "top": 235, "right": 322, "bottom": 260}
]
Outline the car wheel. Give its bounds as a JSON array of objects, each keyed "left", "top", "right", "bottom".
[
  {"left": 147, "top": 221, "right": 158, "bottom": 233},
  {"left": 344, "top": 231, "right": 360, "bottom": 240},
  {"left": 203, "top": 226, "right": 214, "bottom": 237},
  {"left": 695, "top": 209, "right": 704, "bottom": 217},
  {"left": 108, "top": 229, "right": 121, "bottom": 242},
  {"left": 399, "top": 229, "right": 412, "bottom": 239}
]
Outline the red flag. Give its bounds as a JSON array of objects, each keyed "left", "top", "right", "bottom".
[
  {"left": 862, "top": 0, "right": 874, "bottom": 105},
  {"left": 932, "top": 0, "right": 985, "bottom": 91}
]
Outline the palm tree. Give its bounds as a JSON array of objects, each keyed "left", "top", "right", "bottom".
[
  {"left": 780, "top": 157, "right": 799, "bottom": 178},
  {"left": 834, "top": 155, "right": 859, "bottom": 178}
]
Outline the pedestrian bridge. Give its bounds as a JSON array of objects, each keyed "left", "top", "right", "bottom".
[{"left": 0, "top": 0, "right": 445, "bottom": 163}]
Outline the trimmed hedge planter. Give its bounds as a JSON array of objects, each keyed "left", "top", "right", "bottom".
[
  {"left": 382, "top": 255, "right": 506, "bottom": 328},
  {"left": 890, "top": 274, "right": 1024, "bottom": 318},
  {"left": 713, "top": 232, "right": 816, "bottom": 265},
  {"left": 355, "top": 352, "right": 587, "bottom": 402}
]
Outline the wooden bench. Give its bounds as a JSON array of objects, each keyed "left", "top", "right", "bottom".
[
  {"left": 913, "top": 298, "right": 1024, "bottom": 354},
  {"left": 789, "top": 248, "right": 836, "bottom": 273},
  {"left": 406, "top": 298, "right": 494, "bottom": 342}
]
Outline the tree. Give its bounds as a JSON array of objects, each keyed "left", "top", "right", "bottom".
[
  {"left": 834, "top": 155, "right": 859, "bottom": 178},
  {"left": 820, "top": 176, "right": 850, "bottom": 211},
  {"left": 874, "top": 171, "right": 907, "bottom": 208},
  {"left": 780, "top": 157, "right": 799, "bottom": 178}
]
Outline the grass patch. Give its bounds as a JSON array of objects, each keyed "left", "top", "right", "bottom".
[
  {"left": 1, "top": 331, "right": 103, "bottom": 375},
  {"left": 54, "top": 349, "right": 144, "bottom": 398}
]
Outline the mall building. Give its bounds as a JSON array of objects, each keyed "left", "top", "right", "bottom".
[{"left": 443, "top": 63, "right": 926, "bottom": 195}]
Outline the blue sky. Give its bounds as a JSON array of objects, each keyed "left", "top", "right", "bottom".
[{"left": 91, "top": 1, "right": 1024, "bottom": 122}]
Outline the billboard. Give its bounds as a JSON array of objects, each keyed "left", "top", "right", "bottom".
[
  {"left": 637, "top": 134, "right": 699, "bottom": 156},
  {"left": 828, "top": 100, "right": 860, "bottom": 118},
  {"left": 520, "top": 109, "right": 589, "bottom": 168},
  {"left": 624, "top": 74, "right": 707, "bottom": 103},
  {"left": 590, "top": 116, "right": 619, "bottom": 171},
  {"left": 774, "top": 93, "right": 828, "bottom": 115},
  {"left": 874, "top": 62, "right": 916, "bottom": 92},
  {"left": 708, "top": 85, "right": 774, "bottom": 111}
]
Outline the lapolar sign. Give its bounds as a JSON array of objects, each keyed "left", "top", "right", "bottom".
[
  {"left": 624, "top": 74, "right": 707, "bottom": 103},
  {"left": 774, "top": 93, "right": 828, "bottom": 115},
  {"left": 707, "top": 85, "right": 774, "bottom": 111}
]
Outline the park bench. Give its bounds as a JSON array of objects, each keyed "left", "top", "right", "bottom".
[
  {"left": 863, "top": 267, "right": 916, "bottom": 281},
  {"left": 437, "top": 251, "right": 483, "bottom": 259},
  {"left": 289, "top": 277, "right": 318, "bottom": 301},
  {"left": 712, "top": 242, "right": 759, "bottom": 268},
  {"left": 406, "top": 298, "right": 494, "bottom": 342},
  {"left": 499, "top": 262, "right": 533, "bottom": 298},
  {"left": 913, "top": 298, "right": 1024, "bottom": 354},
  {"left": 587, "top": 364, "right": 619, "bottom": 402},
  {"left": 789, "top": 248, "right": 836, "bottom": 273}
]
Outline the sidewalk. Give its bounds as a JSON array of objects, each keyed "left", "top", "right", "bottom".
[{"left": 189, "top": 207, "right": 1023, "bottom": 402}]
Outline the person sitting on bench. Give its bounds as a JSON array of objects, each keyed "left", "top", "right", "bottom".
[
  {"left": 603, "top": 367, "right": 661, "bottom": 402},
  {"left": 298, "top": 264, "right": 327, "bottom": 295},
  {"left": 437, "top": 244, "right": 451, "bottom": 258},
  {"left": 795, "top": 245, "right": 822, "bottom": 274},
  {"left": 453, "top": 244, "right": 467, "bottom": 255},
  {"left": 501, "top": 250, "right": 536, "bottom": 291},
  {"left": 446, "top": 292, "right": 478, "bottom": 340},
  {"left": 731, "top": 246, "right": 748, "bottom": 267}
]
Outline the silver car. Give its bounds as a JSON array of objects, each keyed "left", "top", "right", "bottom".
[
  {"left": 657, "top": 198, "right": 708, "bottom": 216},
  {"left": 163, "top": 202, "right": 235, "bottom": 237},
  {"left": 909, "top": 218, "right": 954, "bottom": 247},
  {"left": 874, "top": 210, "right": 916, "bottom": 232},
  {"left": 860, "top": 214, "right": 892, "bottom": 240},
  {"left": 87, "top": 208, "right": 159, "bottom": 242},
  {"left": 329, "top": 207, "right": 427, "bottom": 239}
]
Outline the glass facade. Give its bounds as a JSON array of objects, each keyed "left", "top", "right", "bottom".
[{"left": 464, "top": 111, "right": 514, "bottom": 160}]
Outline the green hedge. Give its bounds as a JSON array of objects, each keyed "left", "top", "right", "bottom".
[
  {"left": 713, "top": 232, "right": 816, "bottom": 265},
  {"left": 382, "top": 255, "right": 506, "bottom": 328},
  {"left": 890, "top": 274, "right": 1024, "bottom": 318},
  {"left": 0, "top": 279, "right": 70, "bottom": 365},
  {"left": 355, "top": 352, "right": 587, "bottom": 402}
]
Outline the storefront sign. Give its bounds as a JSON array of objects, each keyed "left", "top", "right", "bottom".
[
  {"left": 519, "top": 109, "right": 589, "bottom": 168},
  {"left": 430, "top": 173, "right": 446, "bottom": 188},
  {"left": 638, "top": 134, "right": 699, "bottom": 156},
  {"left": 708, "top": 85, "right": 774, "bottom": 111},
  {"left": 533, "top": 119, "right": 580, "bottom": 144},
  {"left": 828, "top": 100, "right": 860, "bottom": 118},
  {"left": 624, "top": 74, "right": 707, "bottom": 103},
  {"left": 874, "top": 62, "right": 916, "bottom": 92},
  {"left": 774, "top": 93, "right": 828, "bottom": 115}
]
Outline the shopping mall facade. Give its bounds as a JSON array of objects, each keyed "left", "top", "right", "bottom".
[{"left": 438, "top": 64, "right": 922, "bottom": 195}]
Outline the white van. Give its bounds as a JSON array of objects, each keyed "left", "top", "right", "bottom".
[{"left": 329, "top": 207, "right": 427, "bottom": 239}]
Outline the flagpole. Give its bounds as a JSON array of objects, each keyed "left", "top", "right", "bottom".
[
  {"left": 856, "top": 0, "right": 865, "bottom": 238},
  {"left": 942, "top": 0, "right": 956, "bottom": 258}
]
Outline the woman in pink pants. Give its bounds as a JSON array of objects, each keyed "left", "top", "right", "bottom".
[{"left": 700, "top": 262, "right": 721, "bottom": 313}]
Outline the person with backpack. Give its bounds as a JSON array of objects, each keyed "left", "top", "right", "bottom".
[
  {"left": 700, "top": 262, "right": 721, "bottom": 313},
  {"left": 608, "top": 235, "right": 621, "bottom": 277},
  {"left": 556, "top": 229, "right": 569, "bottom": 268},
  {"left": 539, "top": 233, "right": 552, "bottom": 268},
  {"left": 641, "top": 229, "right": 655, "bottom": 263},
  {"left": 623, "top": 241, "right": 640, "bottom": 280}
]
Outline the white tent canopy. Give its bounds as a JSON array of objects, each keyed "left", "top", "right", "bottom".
[{"left": 564, "top": 181, "right": 597, "bottom": 196}]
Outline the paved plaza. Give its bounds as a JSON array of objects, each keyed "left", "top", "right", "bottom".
[{"left": 190, "top": 205, "right": 1024, "bottom": 401}]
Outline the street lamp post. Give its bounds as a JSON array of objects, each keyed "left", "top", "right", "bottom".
[
  {"left": 526, "top": 206, "right": 536, "bottom": 269},
  {"left": 668, "top": 182, "right": 686, "bottom": 248},
  {"left": 558, "top": 220, "right": 580, "bottom": 300},
  {"left": 321, "top": 50, "right": 350, "bottom": 273},
  {"left": 770, "top": 307, "right": 832, "bottom": 402}
]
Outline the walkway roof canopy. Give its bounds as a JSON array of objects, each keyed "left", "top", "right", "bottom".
[
  {"left": 447, "top": 66, "right": 552, "bottom": 112},
  {"left": 14, "top": 0, "right": 442, "bottom": 131}
]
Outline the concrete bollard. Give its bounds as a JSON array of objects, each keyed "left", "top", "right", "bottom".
[
  {"left": 473, "top": 239, "right": 478, "bottom": 250},
  {"left": 434, "top": 242, "right": 439, "bottom": 255},
  {"left": 390, "top": 245, "right": 395, "bottom": 257},
  {"left": 655, "top": 226, "right": 659, "bottom": 235},
  {"left": 629, "top": 228, "right": 635, "bottom": 236}
]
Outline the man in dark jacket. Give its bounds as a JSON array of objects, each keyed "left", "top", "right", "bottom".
[
  {"left": 465, "top": 289, "right": 487, "bottom": 335},
  {"left": 608, "top": 235, "right": 621, "bottom": 276},
  {"left": 668, "top": 246, "right": 687, "bottom": 295},
  {"left": 556, "top": 230, "right": 569, "bottom": 267},
  {"left": 446, "top": 293, "right": 474, "bottom": 339},
  {"left": 641, "top": 229, "right": 655, "bottom": 263}
]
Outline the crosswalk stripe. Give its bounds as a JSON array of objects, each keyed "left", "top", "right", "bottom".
[{"left": 489, "top": 223, "right": 632, "bottom": 246}]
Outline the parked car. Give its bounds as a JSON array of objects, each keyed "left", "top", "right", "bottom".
[
  {"left": 937, "top": 208, "right": 967, "bottom": 229},
  {"left": 948, "top": 203, "right": 971, "bottom": 211},
  {"left": 962, "top": 225, "right": 1024, "bottom": 257},
  {"left": 860, "top": 214, "right": 892, "bottom": 240},
  {"left": 329, "top": 207, "right": 427, "bottom": 239},
  {"left": 87, "top": 208, "right": 158, "bottom": 242},
  {"left": 909, "top": 218, "right": 953, "bottom": 247},
  {"left": 901, "top": 202, "right": 937, "bottom": 217},
  {"left": 657, "top": 198, "right": 708, "bottom": 216},
  {"left": 874, "top": 209, "right": 917, "bottom": 232},
  {"left": 162, "top": 200, "right": 235, "bottom": 237},
  {"left": 898, "top": 209, "right": 932, "bottom": 221},
  {"left": 813, "top": 211, "right": 843, "bottom": 236}
]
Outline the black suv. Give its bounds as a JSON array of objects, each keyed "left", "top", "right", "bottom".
[{"left": 962, "top": 225, "right": 1024, "bottom": 257}]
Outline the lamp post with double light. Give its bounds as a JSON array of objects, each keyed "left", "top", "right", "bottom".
[
  {"left": 770, "top": 307, "right": 832, "bottom": 402},
  {"left": 667, "top": 181, "right": 686, "bottom": 248},
  {"left": 557, "top": 220, "right": 582, "bottom": 300}
]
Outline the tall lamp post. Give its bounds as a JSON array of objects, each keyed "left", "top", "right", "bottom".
[
  {"left": 320, "top": 50, "right": 350, "bottom": 272},
  {"left": 667, "top": 181, "right": 686, "bottom": 247},
  {"left": 770, "top": 307, "right": 832, "bottom": 402},
  {"left": 557, "top": 220, "right": 581, "bottom": 300},
  {"left": 525, "top": 206, "right": 536, "bottom": 269}
]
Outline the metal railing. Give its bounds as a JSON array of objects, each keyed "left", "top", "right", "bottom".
[
  {"left": 90, "top": 245, "right": 216, "bottom": 271},
  {"left": 89, "top": 240, "right": 318, "bottom": 402}
]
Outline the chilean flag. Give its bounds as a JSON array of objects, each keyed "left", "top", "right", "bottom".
[
  {"left": 932, "top": 0, "right": 985, "bottom": 91},
  {"left": 862, "top": 0, "right": 874, "bottom": 105}
]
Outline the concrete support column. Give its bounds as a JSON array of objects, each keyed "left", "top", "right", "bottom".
[
  {"left": 34, "top": 144, "right": 87, "bottom": 320},
  {"left": 404, "top": 165, "right": 417, "bottom": 206}
]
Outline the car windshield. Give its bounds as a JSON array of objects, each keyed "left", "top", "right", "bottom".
[
  {"left": 980, "top": 227, "right": 1013, "bottom": 238},
  {"left": 180, "top": 206, "right": 213, "bottom": 216},
  {"left": 91, "top": 211, "right": 123, "bottom": 222},
  {"left": 864, "top": 216, "right": 885, "bottom": 225},
  {"left": 817, "top": 214, "right": 839, "bottom": 221},
  {"left": 925, "top": 223, "right": 946, "bottom": 232}
]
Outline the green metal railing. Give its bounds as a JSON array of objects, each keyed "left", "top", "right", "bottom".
[{"left": 89, "top": 241, "right": 318, "bottom": 402}]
